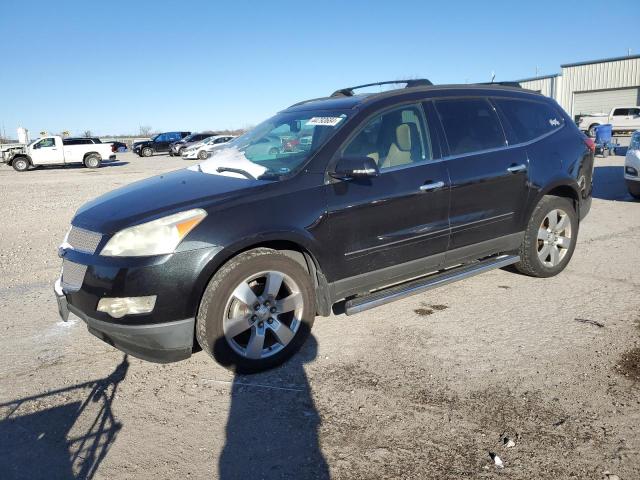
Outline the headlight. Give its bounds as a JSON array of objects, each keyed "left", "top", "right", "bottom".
[{"left": 100, "top": 208, "right": 207, "bottom": 257}]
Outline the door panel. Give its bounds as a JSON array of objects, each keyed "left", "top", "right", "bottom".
[
  {"left": 446, "top": 147, "right": 529, "bottom": 253},
  {"left": 325, "top": 162, "right": 450, "bottom": 289},
  {"left": 31, "top": 138, "right": 61, "bottom": 165},
  {"left": 433, "top": 97, "right": 529, "bottom": 260}
]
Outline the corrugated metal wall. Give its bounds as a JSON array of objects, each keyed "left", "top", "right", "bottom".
[
  {"left": 519, "top": 76, "right": 557, "bottom": 97},
  {"left": 559, "top": 58, "right": 640, "bottom": 116},
  {"left": 512, "top": 57, "right": 640, "bottom": 118}
]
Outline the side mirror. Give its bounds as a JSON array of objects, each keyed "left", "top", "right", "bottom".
[{"left": 330, "top": 156, "right": 379, "bottom": 180}]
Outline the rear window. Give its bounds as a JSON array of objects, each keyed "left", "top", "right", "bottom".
[
  {"left": 494, "top": 98, "right": 564, "bottom": 143},
  {"left": 435, "top": 98, "right": 506, "bottom": 155}
]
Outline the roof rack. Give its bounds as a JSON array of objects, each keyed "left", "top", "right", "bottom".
[
  {"left": 330, "top": 79, "right": 433, "bottom": 97},
  {"left": 476, "top": 81, "right": 522, "bottom": 88}
]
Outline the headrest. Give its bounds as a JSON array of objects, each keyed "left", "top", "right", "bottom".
[{"left": 396, "top": 124, "right": 412, "bottom": 151}]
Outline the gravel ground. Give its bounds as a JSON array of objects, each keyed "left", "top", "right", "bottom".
[{"left": 0, "top": 152, "right": 639, "bottom": 479}]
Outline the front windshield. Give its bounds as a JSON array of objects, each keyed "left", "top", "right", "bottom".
[
  {"left": 150, "top": 134, "right": 159, "bottom": 141},
  {"left": 196, "top": 110, "right": 349, "bottom": 179},
  {"left": 27, "top": 138, "right": 40, "bottom": 147}
]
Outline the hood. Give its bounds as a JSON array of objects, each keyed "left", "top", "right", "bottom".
[{"left": 73, "top": 168, "right": 265, "bottom": 233}]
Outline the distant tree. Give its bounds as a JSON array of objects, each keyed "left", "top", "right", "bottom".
[
  {"left": 40, "top": 131, "right": 48, "bottom": 136},
  {"left": 139, "top": 125, "right": 152, "bottom": 137},
  {"left": 83, "top": 130, "right": 92, "bottom": 137},
  {"left": 57, "top": 130, "right": 70, "bottom": 138}
]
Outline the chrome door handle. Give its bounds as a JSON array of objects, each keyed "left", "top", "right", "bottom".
[
  {"left": 507, "top": 164, "right": 527, "bottom": 174},
  {"left": 419, "top": 181, "right": 445, "bottom": 192}
]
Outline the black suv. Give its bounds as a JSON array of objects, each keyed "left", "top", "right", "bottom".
[
  {"left": 55, "top": 80, "right": 594, "bottom": 372},
  {"left": 133, "top": 131, "right": 191, "bottom": 157}
]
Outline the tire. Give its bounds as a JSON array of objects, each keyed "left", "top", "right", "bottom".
[
  {"left": 142, "top": 147, "right": 153, "bottom": 157},
  {"left": 515, "top": 195, "right": 579, "bottom": 278},
  {"left": 12, "top": 157, "right": 30, "bottom": 172},
  {"left": 197, "top": 150, "right": 208, "bottom": 160},
  {"left": 196, "top": 248, "right": 315, "bottom": 373},
  {"left": 588, "top": 124, "right": 600, "bottom": 138},
  {"left": 169, "top": 151, "right": 174, "bottom": 157},
  {"left": 268, "top": 147, "right": 279, "bottom": 155},
  {"left": 84, "top": 154, "right": 101, "bottom": 169},
  {"left": 627, "top": 180, "right": 640, "bottom": 200}
]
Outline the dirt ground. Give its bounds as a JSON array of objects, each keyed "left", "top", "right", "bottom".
[{"left": 0, "top": 152, "right": 639, "bottom": 480}]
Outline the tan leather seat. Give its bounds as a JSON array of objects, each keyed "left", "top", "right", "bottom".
[{"left": 381, "top": 123, "right": 417, "bottom": 169}]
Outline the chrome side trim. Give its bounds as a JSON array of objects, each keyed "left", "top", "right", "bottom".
[{"left": 345, "top": 254, "right": 519, "bottom": 315}]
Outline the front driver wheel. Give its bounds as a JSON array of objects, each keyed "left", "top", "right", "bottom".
[
  {"left": 515, "top": 195, "right": 578, "bottom": 278},
  {"left": 12, "top": 157, "right": 29, "bottom": 172},
  {"left": 196, "top": 248, "right": 315, "bottom": 373},
  {"left": 197, "top": 150, "right": 208, "bottom": 160},
  {"left": 142, "top": 147, "right": 153, "bottom": 157}
]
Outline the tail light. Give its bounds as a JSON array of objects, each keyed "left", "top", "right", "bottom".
[{"left": 584, "top": 137, "right": 595, "bottom": 153}]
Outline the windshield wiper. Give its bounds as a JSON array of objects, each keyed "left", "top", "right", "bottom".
[{"left": 216, "top": 166, "right": 256, "bottom": 180}]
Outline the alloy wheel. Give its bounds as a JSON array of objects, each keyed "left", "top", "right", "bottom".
[
  {"left": 223, "top": 270, "right": 303, "bottom": 359},
  {"left": 537, "top": 208, "right": 572, "bottom": 267}
]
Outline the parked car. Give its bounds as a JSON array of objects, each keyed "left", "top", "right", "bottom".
[
  {"left": 625, "top": 130, "right": 640, "bottom": 199},
  {"left": 3, "top": 136, "right": 115, "bottom": 171},
  {"left": 577, "top": 106, "right": 640, "bottom": 137},
  {"left": 133, "top": 132, "right": 191, "bottom": 157},
  {"left": 169, "top": 132, "right": 215, "bottom": 156},
  {"left": 55, "top": 80, "right": 594, "bottom": 372},
  {"left": 181, "top": 135, "right": 236, "bottom": 160},
  {"left": 109, "top": 141, "right": 128, "bottom": 153}
]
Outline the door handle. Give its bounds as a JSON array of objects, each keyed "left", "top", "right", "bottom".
[
  {"left": 419, "top": 181, "right": 445, "bottom": 192},
  {"left": 507, "top": 164, "right": 527, "bottom": 174}
]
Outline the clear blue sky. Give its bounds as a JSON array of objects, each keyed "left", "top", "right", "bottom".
[{"left": 1, "top": 0, "right": 638, "bottom": 137}]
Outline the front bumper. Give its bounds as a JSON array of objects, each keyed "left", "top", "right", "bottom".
[
  {"left": 56, "top": 278, "right": 194, "bottom": 362},
  {"left": 54, "top": 245, "right": 223, "bottom": 362},
  {"left": 182, "top": 150, "right": 198, "bottom": 159},
  {"left": 56, "top": 277, "right": 195, "bottom": 361}
]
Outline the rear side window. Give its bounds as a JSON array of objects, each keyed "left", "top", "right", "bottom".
[
  {"left": 434, "top": 99, "right": 506, "bottom": 156},
  {"left": 612, "top": 108, "right": 629, "bottom": 116},
  {"left": 494, "top": 98, "right": 564, "bottom": 143}
]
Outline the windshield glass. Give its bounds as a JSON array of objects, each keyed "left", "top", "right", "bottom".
[
  {"left": 195, "top": 110, "right": 349, "bottom": 179},
  {"left": 150, "top": 134, "right": 159, "bottom": 141}
]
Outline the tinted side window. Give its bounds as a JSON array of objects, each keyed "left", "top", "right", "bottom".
[
  {"left": 612, "top": 108, "right": 629, "bottom": 116},
  {"left": 343, "top": 104, "right": 431, "bottom": 170},
  {"left": 435, "top": 99, "right": 505, "bottom": 155},
  {"left": 63, "top": 139, "right": 77, "bottom": 145},
  {"left": 494, "top": 98, "right": 564, "bottom": 143}
]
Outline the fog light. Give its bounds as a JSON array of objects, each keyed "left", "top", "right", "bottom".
[
  {"left": 97, "top": 296, "right": 156, "bottom": 318},
  {"left": 626, "top": 166, "right": 638, "bottom": 177}
]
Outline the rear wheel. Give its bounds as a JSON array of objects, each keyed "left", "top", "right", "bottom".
[
  {"left": 12, "top": 157, "right": 29, "bottom": 172},
  {"left": 515, "top": 195, "right": 578, "bottom": 277},
  {"left": 627, "top": 180, "right": 640, "bottom": 200},
  {"left": 84, "top": 154, "right": 101, "bottom": 168},
  {"left": 142, "top": 147, "right": 153, "bottom": 157},
  {"left": 196, "top": 248, "right": 315, "bottom": 373}
]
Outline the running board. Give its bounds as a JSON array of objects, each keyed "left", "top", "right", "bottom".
[{"left": 344, "top": 254, "right": 520, "bottom": 315}]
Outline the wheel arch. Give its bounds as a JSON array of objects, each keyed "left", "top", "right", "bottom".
[
  {"left": 527, "top": 180, "right": 581, "bottom": 221},
  {"left": 192, "top": 235, "right": 332, "bottom": 322},
  {"left": 9, "top": 154, "right": 32, "bottom": 166},
  {"left": 83, "top": 151, "right": 102, "bottom": 161}
]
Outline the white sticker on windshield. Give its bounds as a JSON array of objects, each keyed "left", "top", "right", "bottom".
[{"left": 306, "top": 117, "right": 343, "bottom": 127}]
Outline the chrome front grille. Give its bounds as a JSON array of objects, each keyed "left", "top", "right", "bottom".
[
  {"left": 61, "top": 259, "right": 87, "bottom": 291},
  {"left": 67, "top": 226, "right": 102, "bottom": 254}
]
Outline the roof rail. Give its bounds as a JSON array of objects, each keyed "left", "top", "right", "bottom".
[
  {"left": 476, "top": 81, "right": 522, "bottom": 88},
  {"left": 330, "top": 79, "right": 433, "bottom": 97}
]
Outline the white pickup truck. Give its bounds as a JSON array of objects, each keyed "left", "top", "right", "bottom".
[
  {"left": 577, "top": 106, "right": 640, "bottom": 137},
  {"left": 1, "top": 136, "right": 116, "bottom": 172}
]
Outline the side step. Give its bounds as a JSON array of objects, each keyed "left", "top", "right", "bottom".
[{"left": 344, "top": 254, "right": 520, "bottom": 315}]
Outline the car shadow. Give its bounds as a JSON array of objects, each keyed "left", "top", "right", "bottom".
[
  {"left": 592, "top": 165, "right": 637, "bottom": 202},
  {"left": 218, "top": 335, "right": 330, "bottom": 479},
  {"left": 0, "top": 355, "right": 129, "bottom": 479},
  {"left": 35, "top": 162, "right": 129, "bottom": 171}
]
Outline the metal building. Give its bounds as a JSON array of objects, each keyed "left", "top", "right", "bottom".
[{"left": 515, "top": 55, "right": 640, "bottom": 121}]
